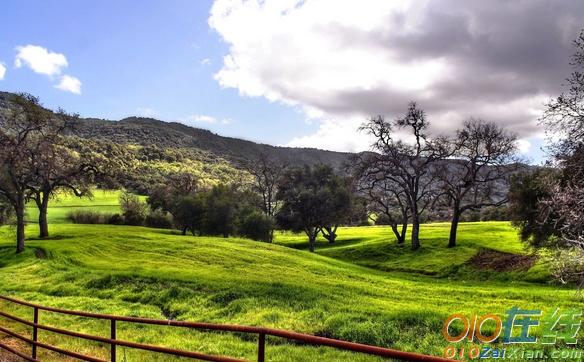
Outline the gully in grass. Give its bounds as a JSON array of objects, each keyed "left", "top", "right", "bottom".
[{"left": 442, "top": 307, "right": 583, "bottom": 360}]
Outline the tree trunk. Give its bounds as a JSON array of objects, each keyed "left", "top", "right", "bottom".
[
  {"left": 182, "top": 227, "right": 188, "bottom": 236},
  {"left": 400, "top": 221, "right": 408, "bottom": 244},
  {"left": 411, "top": 215, "right": 420, "bottom": 250},
  {"left": 448, "top": 207, "right": 461, "bottom": 248},
  {"left": 38, "top": 194, "right": 50, "bottom": 238},
  {"left": 390, "top": 224, "right": 402, "bottom": 244},
  {"left": 323, "top": 226, "right": 337, "bottom": 243},
  {"left": 306, "top": 227, "right": 317, "bottom": 252},
  {"left": 15, "top": 198, "right": 25, "bottom": 254}
]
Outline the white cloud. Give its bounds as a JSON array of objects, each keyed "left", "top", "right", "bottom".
[
  {"left": 200, "top": 58, "right": 211, "bottom": 66},
  {"left": 0, "top": 63, "right": 5, "bottom": 80},
  {"left": 286, "top": 118, "right": 373, "bottom": 152},
  {"left": 209, "top": 0, "right": 579, "bottom": 153},
  {"left": 15, "top": 45, "right": 68, "bottom": 77},
  {"left": 515, "top": 139, "right": 532, "bottom": 154},
  {"left": 188, "top": 114, "right": 217, "bottom": 123},
  {"left": 54, "top": 75, "right": 82, "bottom": 94},
  {"left": 182, "top": 114, "right": 231, "bottom": 125},
  {"left": 14, "top": 44, "right": 82, "bottom": 94}
]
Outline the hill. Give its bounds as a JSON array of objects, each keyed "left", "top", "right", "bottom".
[{"left": 0, "top": 91, "right": 352, "bottom": 169}]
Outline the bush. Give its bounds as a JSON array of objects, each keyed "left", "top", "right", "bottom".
[
  {"left": 145, "top": 209, "right": 173, "bottom": 229},
  {"left": 120, "top": 191, "right": 148, "bottom": 226},
  {"left": 107, "top": 213, "right": 124, "bottom": 225},
  {"left": 67, "top": 210, "right": 114, "bottom": 224},
  {"left": 239, "top": 211, "right": 273, "bottom": 242}
]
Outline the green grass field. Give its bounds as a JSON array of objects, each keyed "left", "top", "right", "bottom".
[{"left": 0, "top": 192, "right": 580, "bottom": 361}]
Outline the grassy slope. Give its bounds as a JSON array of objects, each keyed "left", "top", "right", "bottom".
[
  {"left": 0, "top": 193, "right": 579, "bottom": 361},
  {"left": 276, "top": 223, "right": 550, "bottom": 283}
]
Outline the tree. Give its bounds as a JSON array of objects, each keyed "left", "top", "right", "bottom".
[
  {"left": 352, "top": 152, "right": 410, "bottom": 244},
  {"left": 360, "top": 102, "right": 447, "bottom": 250},
  {"left": 0, "top": 93, "right": 55, "bottom": 252},
  {"left": 318, "top": 168, "right": 352, "bottom": 244},
  {"left": 119, "top": 191, "right": 148, "bottom": 226},
  {"left": 204, "top": 184, "right": 238, "bottom": 238},
  {"left": 28, "top": 132, "right": 103, "bottom": 238},
  {"left": 508, "top": 168, "right": 560, "bottom": 247},
  {"left": 147, "top": 172, "right": 201, "bottom": 223},
  {"left": 529, "top": 30, "right": 584, "bottom": 285},
  {"left": 238, "top": 210, "right": 274, "bottom": 242},
  {"left": 174, "top": 195, "right": 206, "bottom": 235},
  {"left": 243, "top": 153, "right": 283, "bottom": 242},
  {"left": 437, "top": 120, "right": 518, "bottom": 247},
  {"left": 276, "top": 165, "right": 351, "bottom": 252}
]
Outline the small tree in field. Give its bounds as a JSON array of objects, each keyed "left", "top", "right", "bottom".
[
  {"left": 204, "top": 184, "right": 238, "bottom": 238},
  {"left": 438, "top": 120, "right": 518, "bottom": 247},
  {"left": 174, "top": 195, "right": 206, "bottom": 235},
  {"left": 360, "top": 102, "right": 448, "bottom": 250},
  {"left": 244, "top": 153, "right": 283, "bottom": 242},
  {"left": 119, "top": 191, "right": 148, "bottom": 226},
  {"left": 0, "top": 93, "right": 55, "bottom": 252},
  {"left": 352, "top": 152, "right": 410, "bottom": 244},
  {"left": 276, "top": 165, "right": 351, "bottom": 252}
]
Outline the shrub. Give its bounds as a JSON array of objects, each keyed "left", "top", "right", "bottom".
[
  {"left": 119, "top": 191, "right": 148, "bottom": 226},
  {"left": 67, "top": 210, "right": 114, "bottom": 224},
  {"left": 239, "top": 211, "right": 273, "bottom": 242},
  {"left": 145, "top": 209, "right": 173, "bottom": 229}
]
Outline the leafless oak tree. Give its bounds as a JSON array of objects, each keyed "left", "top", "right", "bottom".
[
  {"left": 437, "top": 120, "right": 518, "bottom": 247},
  {"left": 360, "top": 102, "right": 447, "bottom": 250}
]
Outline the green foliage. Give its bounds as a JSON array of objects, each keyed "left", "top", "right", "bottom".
[
  {"left": 145, "top": 208, "right": 173, "bottom": 229},
  {"left": 277, "top": 165, "right": 352, "bottom": 250},
  {"left": 508, "top": 168, "right": 560, "bottom": 247},
  {"left": 174, "top": 195, "right": 206, "bottom": 235},
  {"left": 238, "top": 210, "right": 273, "bottom": 242},
  {"left": 203, "top": 184, "right": 238, "bottom": 238},
  {"left": 119, "top": 191, "right": 148, "bottom": 226}
]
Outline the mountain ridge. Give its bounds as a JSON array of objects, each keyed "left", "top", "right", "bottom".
[{"left": 0, "top": 91, "right": 352, "bottom": 169}]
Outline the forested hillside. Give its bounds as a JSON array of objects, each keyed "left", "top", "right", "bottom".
[{"left": 1, "top": 91, "right": 350, "bottom": 170}]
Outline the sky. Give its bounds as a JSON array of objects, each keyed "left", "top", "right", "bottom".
[{"left": 1, "top": 0, "right": 583, "bottom": 164}]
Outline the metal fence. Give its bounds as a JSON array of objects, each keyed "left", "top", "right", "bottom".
[{"left": 0, "top": 295, "right": 451, "bottom": 362}]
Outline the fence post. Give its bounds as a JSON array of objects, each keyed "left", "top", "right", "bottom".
[
  {"left": 32, "top": 307, "right": 38, "bottom": 359},
  {"left": 257, "top": 333, "right": 265, "bottom": 362},
  {"left": 110, "top": 319, "right": 116, "bottom": 362}
]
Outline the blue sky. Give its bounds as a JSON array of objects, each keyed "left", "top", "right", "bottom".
[
  {"left": 1, "top": 0, "right": 580, "bottom": 164},
  {"left": 0, "top": 0, "right": 314, "bottom": 145}
]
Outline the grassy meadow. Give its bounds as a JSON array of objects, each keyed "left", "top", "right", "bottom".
[{"left": 0, "top": 192, "right": 580, "bottom": 361}]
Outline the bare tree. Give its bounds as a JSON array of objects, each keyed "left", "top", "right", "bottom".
[
  {"left": 244, "top": 153, "right": 283, "bottom": 242},
  {"left": 352, "top": 152, "right": 410, "bottom": 244},
  {"left": 437, "top": 120, "right": 518, "bottom": 247},
  {"left": 360, "top": 102, "right": 447, "bottom": 250}
]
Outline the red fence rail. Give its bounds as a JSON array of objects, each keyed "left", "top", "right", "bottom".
[{"left": 0, "top": 295, "right": 451, "bottom": 362}]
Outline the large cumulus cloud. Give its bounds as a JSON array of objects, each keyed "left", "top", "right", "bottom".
[{"left": 209, "top": 0, "right": 583, "bottom": 153}]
